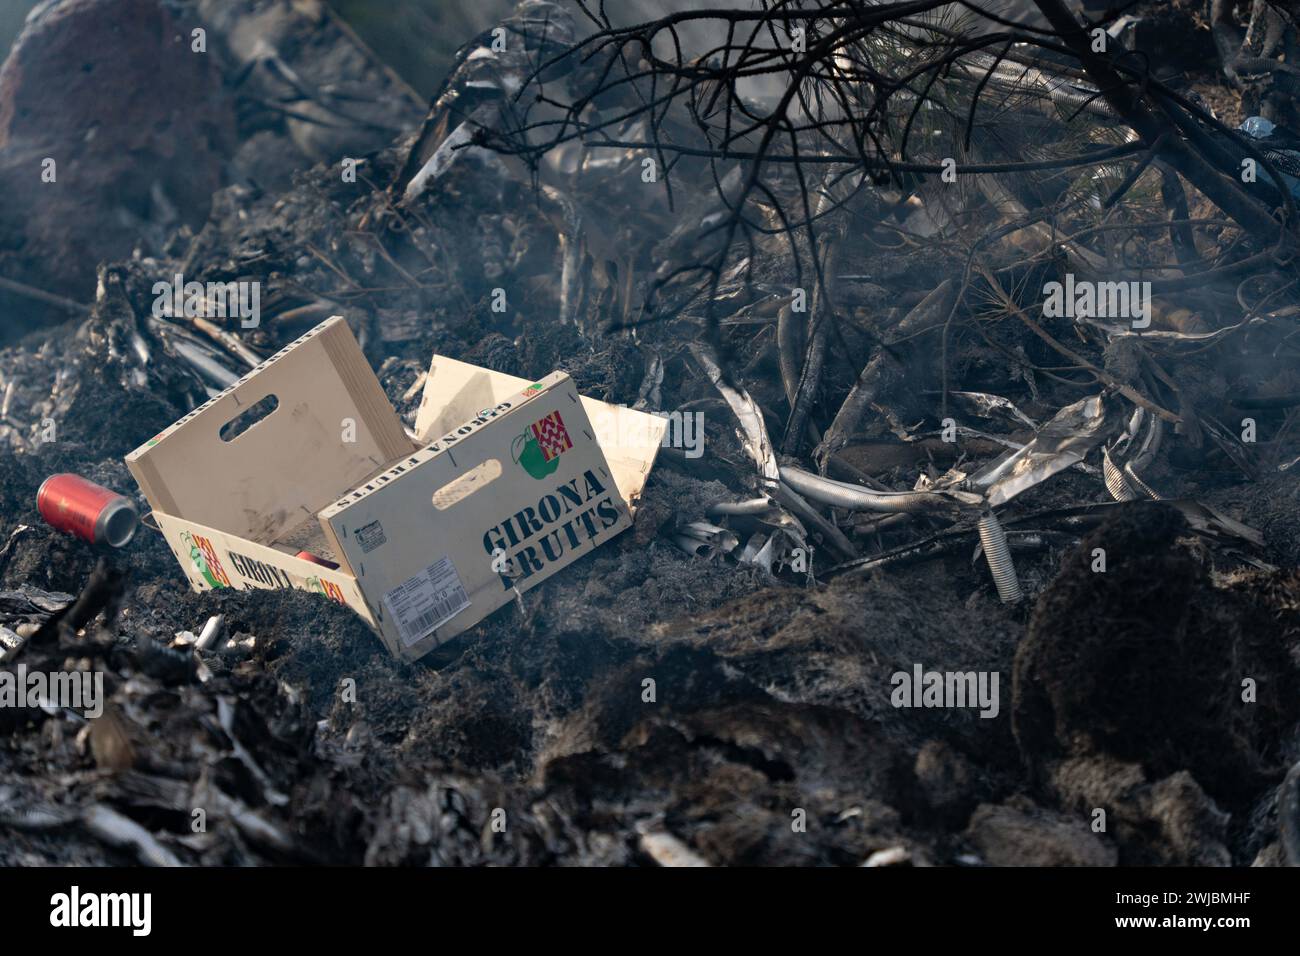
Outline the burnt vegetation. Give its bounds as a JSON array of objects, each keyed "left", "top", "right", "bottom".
[{"left": 2, "top": 0, "right": 1300, "bottom": 867}]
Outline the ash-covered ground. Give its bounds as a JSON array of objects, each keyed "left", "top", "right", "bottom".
[{"left": 2, "top": 0, "right": 1300, "bottom": 866}]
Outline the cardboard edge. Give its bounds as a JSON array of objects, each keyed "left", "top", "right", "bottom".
[{"left": 317, "top": 317, "right": 414, "bottom": 463}]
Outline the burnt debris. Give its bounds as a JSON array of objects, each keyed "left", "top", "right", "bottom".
[{"left": 1, "top": 0, "right": 1300, "bottom": 867}]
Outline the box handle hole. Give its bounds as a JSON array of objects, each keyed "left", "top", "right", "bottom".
[
  {"left": 220, "top": 394, "right": 279, "bottom": 442},
  {"left": 432, "top": 459, "right": 502, "bottom": 510}
]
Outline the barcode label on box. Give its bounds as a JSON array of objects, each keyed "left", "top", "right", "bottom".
[
  {"left": 356, "top": 519, "right": 387, "bottom": 553},
  {"left": 382, "top": 556, "right": 471, "bottom": 648}
]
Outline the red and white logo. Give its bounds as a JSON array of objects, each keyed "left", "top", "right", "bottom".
[{"left": 531, "top": 411, "right": 573, "bottom": 462}]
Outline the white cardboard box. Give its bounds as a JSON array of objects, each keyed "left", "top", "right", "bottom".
[{"left": 125, "top": 316, "right": 666, "bottom": 661}]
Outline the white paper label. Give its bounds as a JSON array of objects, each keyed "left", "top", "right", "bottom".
[{"left": 382, "top": 556, "right": 471, "bottom": 647}]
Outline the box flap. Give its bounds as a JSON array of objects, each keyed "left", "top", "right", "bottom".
[
  {"left": 414, "top": 355, "right": 667, "bottom": 509},
  {"left": 125, "top": 317, "right": 415, "bottom": 544}
]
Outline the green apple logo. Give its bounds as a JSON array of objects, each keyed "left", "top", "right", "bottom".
[{"left": 512, "top": 429, "right": 559, "bottom": 480}]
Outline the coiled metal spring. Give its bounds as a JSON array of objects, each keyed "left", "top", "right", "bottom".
[{"left": 978, "top": 511, "right": 1023, "bottom": 604}]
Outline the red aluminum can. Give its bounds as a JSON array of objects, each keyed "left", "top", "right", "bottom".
[
  {"left": 296, "top": 550, "right": 339, "bottom": 570},
  {"left": 37, "top": 474, "right": 139, "bottom": 548}
]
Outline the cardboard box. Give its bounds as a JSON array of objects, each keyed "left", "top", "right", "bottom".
[{"left": 125, "top": 316, "right": 666, "bottom": 660}]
